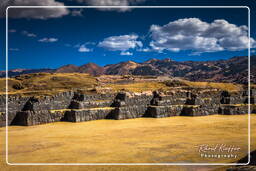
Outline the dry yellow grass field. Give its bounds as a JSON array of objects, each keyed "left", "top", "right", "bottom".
[
  {"left": 181, "top": 80, "right": 243, "bottom": 92},
  {"left": 104, "top": 82, "right": 170, "bottom": 92},
  {"left": 0, "top": 73, "right": 98, "bottom": 96},
  {"left": 0, "top": 115, "right": 255, "bottom": 171},
  {"left": 0, "top": 73, "right": 244, "bottom": 97}
]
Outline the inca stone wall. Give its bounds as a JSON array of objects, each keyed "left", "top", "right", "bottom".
[{"left": 0, "top": 88, "right": 255, "bottom": 126}]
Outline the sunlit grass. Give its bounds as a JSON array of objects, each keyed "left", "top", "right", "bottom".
[
  {"left": 182, "top": 80, "right": 242, "bottom": 92},
  {"left": 104, "top": 82, "right": 170, "bottom": 93}
]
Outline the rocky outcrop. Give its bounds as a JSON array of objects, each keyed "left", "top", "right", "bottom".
[{"left": 0, "top": 87, "right": 255, "bottom": 126}]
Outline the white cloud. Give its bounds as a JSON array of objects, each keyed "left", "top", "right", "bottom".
[
  {"left": 76, "top": 0, "right": 145, "bottom": 12},
  {"left": 78, "top": 45, "right": 91, "bottom": 52},
  {"left": 22, "top": 31, "right": 37, "bottom": 37},
  {"left": 149, "top": 18, "right": 255, "bottom": 53},
  {"left": 98, "top": 34, "right": 142, "bottom": 51},
  {"left": 137, "top": 47, "right": 151, "bottom": 52},
  {"left": 120, "top": 51, "right": 133, "bottom": 55},
  {"left": 73, "top": 42, "right": 95, "bottom": 48},
  {"left": 9, "top": 48, "right": 19, "bottom": 51},
  {"left": 1, "top": 0, "right": 69, "bottom": 19},
  {"left": 38, "top": 37, "right": 58, "bottom": 42},
  {"left": 71, "top": 9, "right": 83, "bottom": 16}
]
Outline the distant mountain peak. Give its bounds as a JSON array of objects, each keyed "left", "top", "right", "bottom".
[
  {"left": 56, "top": 64, "right": 78, "bottom": 73},
  {"left": 2, "top": 56, "right": 254, "bottom": 84}
]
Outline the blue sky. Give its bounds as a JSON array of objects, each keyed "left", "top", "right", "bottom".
[{"left": 0, "top": 0, "right": 256, "bottom": 70}]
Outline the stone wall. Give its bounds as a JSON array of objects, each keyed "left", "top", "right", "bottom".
[
  {"left": 0, "top": 95, "right": 29, "bottom": 126},
  {"left": 12, "top": 110, "right": 66, "bottom": 126},
  {"left": 65, "top": 108, "right": 114, "bottom": 122},
  {"left": 0, "top": 88, "right": 255, "bottom": 126},
  {"left": 110, "top": 92, "right": 153, "bottom": 120}
]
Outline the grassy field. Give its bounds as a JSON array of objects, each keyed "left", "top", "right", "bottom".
[
  {"left": 0, "top": 73, "right": 98, "bottom": 96},
  {"left": 181, "top": 80, "right": 243, "bottom": 92},
  {"left": 0, "top": 115, "right": 255, "bottom": 171},
  {"left": 0, "top": 73, "right": 245, "bottom": 96}
]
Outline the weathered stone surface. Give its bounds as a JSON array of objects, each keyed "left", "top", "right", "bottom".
[
  {"left": 180, "top": 105, "right": 216, "bottom": 116},
  {"left": 23, "top": 91, "right": 74, "bottom": 111},
  {"left": 72, "top": 92, "right": 116, "bottom": 101},
  {"left": 218, "top": 105, "right": 250, "bottom": 115},
  {"left": 69, "top": 100, "right": 113, "bottom": 109},
  {"left": 112, "top": 92, "right": 153, "bottom": 107},
  {"left": 112, "top": 105, "right": 148, "bottom": 119},
  {"left": 0, "top": 112, "right": 6, "bottom": 127},
  {"left": 65, "top": 108, "right": 114, "bottom": 122},
  {"left": 110, "top": 92, "right": 153, "bottom": 120},
  {"left": 220, "top": 91, "right": 245, "bottom": 104},
  {"left": 1, "top": 87, "right": 255, "bottom": 126},
  {"left": 0, "top": 95, "right": 30, "bottom": 126},
  {"left": 146, "top": 105, "right": 183, "bottom": 118},
  {"left": 12, "top": 110, "right": 65, "bottom": 126}
]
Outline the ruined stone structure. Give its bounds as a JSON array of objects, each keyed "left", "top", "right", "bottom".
[{"left": 0, "top": 88, "right": 255, "bottom": 126}]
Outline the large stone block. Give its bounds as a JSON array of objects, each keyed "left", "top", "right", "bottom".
[
  {"left": 12, "top": 110, "right": 66, "bottom": 126},
  {"left": 65, "top": 107, "right": 114, "bottom": 122},
  {"left": 69, "top": 100, "right": 113, "bottom": 109},
  {"left": 146, "top": 105, "right": 183, "bottom": 118},
  {"left": 112, "top": 105, "right": 148, "bottom": 120},
  {"left": 218, "top": 105, "right": 249, "bottom": 115},
  {"left": 180, "top": 105, "right": 216, "bottom": 116}
]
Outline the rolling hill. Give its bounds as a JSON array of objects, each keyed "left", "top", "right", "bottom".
[{"left": 1, "top": 56, "right": 254, "bottom": 84}]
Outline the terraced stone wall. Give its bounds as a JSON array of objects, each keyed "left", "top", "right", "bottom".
[{"left": 0, "top": 88, "right": 255, "bottom": 126}]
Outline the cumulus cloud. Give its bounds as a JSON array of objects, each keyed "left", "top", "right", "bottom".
[
  {"left": 78, "top": 45, "right": 91, "bottom": 52},
  {"left": 98, "top": 34, "right": 142, "bottom": 52},
  {"left": 22, "top": 31, "right": 37, "bottom": 37},
  {"left": 120, "top": 51, "right": 133, "bottom": 55},
  {"left": 76, "top": 0, "right": 145, "bottom": 12},
  {"left": 137, "top": 47, "right": 151, "bottom": 52},
  {"left": 38, "top": 37, "right": 58, "bottom": 42},
  {"left": 149, "top": 18, "right": 255, "bottom": 53},
  {"left": 1, "top": 0, "right": 69, "bottom": 19}
]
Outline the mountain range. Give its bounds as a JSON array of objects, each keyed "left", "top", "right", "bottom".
[{"left": 1, "top": 56, "right": 255, "bottom": 84}]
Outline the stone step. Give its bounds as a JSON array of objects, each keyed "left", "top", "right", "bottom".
[
  {"left": 111, "top": 105, "right": 148, "bottom": 120},
  {"left": 218, "top": 104, "right": 255, "bottom": 115},
  {"left": 151, "top": 98, "right": 187, "bottom": 106},
  {"left": 148, "top": 105, "right": 218, "bottom": 117},
  {"left": 65, "top": 107, "right": 115, "bottom": 122},
  {"left": 112, "top": 98, "right": 152, "bottom": 107},
  {"left": 12, "top": 110, "right": 66, "bottom": 126},
  {"left": 69, "top": 100, "right": 113, "bottom": 109},
  {"left": 73, "top": 93, "right": 116, "bottom": 101},
  {"left": 147, "top": 105, "right": 184, "bottom": 118}
]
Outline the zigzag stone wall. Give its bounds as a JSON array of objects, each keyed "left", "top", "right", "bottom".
[{"left": 0, "top": 88, "right": 255, "bottom": 126}]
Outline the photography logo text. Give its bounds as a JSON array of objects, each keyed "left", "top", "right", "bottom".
[{"left": 196, "top": 144, "right": 241, "bottom": 159}]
